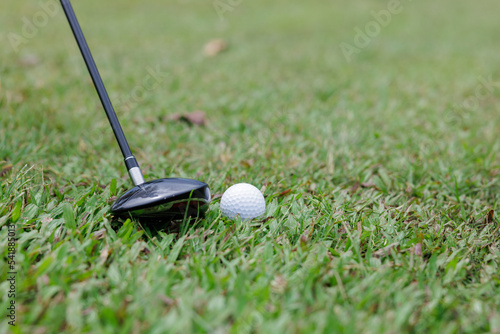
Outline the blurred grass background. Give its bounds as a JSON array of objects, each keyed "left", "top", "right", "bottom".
[{"left": 2, "top": 0, "right": 499, "bottom": 190}]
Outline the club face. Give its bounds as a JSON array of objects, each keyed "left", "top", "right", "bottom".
[{"left": 111, "top": 178, "right": 211, "bottom": 220}]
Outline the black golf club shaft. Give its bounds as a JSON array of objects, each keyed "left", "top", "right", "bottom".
[{"left": 60, "top": 0, "right": 145, "bottom": 185}]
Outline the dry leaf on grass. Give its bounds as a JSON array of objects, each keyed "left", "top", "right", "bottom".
[
  {"left": 361, "top": 182, "right": 378, "bottom": 189},
  {"left": 240, "top": 159, "right": 254, "bottom": 168},
  {"left": 93, "top": 228, "right": 106, "bottom": 240},
  {"left": 373, "top": 242, "right": 400, "bottom": 258},
  {"left": 300, "top": 230, "right": 310, "bottom": 247},
  {"left": 100, "top": 245, "right": 110, "bottom": 262},
  {"left": 350, "top": 181, "right": 360, "bottom": 194},
  {"left": 485, "top": 209, "right": 495, "bottom": 225},
  {"left": 167, "top": 111, "right": 207, "bottom": 126},
  {"left": 277, "top": 189, "right": 292, "bottom": 197},
  {"left": 203, "top": 39, "right": 227, "bottom": 57},
  {"left": 414, "top": 243, "right": 423, "bottom": 256},
  {"left": 0, "top": 164, "right": 13, "bottom": 177}
]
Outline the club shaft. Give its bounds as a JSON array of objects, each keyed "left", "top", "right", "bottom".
[{"left": 60, "top": 0, "right": 144, "bottom": 185}]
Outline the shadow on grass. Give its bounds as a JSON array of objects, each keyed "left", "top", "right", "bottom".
[{"left": 111, "top": 214, "right": 207, "bottom": 241}]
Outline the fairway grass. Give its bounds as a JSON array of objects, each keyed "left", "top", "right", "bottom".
[{"left": 1, "top": 0, "right": 499, "bottom": 333}]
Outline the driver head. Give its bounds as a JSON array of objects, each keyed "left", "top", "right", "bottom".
[{"left": 111, "top": 178, "right": 210, "bottom": 220}]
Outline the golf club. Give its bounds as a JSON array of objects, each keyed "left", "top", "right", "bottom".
[{"left": 59, "top": 0, "right": 210, "bottom": 220}]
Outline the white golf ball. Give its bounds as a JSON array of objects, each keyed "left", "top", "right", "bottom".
[{"left": 220, "top": 183, "right": 266, "bottom": 220}]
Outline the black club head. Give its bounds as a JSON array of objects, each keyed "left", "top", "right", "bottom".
[{"left": 111, "top": 178, "right": 211, "bottom": 220}]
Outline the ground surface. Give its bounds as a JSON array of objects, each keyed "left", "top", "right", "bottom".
[{"left": 1, "top": 0, "right": 500, "bottom": 333}]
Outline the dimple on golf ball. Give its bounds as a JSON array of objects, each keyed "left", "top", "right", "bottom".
[{"left": 220, "top": 183, "right": 266, "bottom": 220}]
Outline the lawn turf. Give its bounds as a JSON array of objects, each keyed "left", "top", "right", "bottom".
[{"left": 1, "top": 0, "right": 500, "bottom": 333}]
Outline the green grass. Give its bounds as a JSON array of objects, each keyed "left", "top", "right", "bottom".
[{"left": 1, "top": 0, "right": 500, "bottom": 333}]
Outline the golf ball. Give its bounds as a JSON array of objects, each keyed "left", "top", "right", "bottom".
[{"left": 220, "top": 183, "right": 266, "bottom": 220}]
